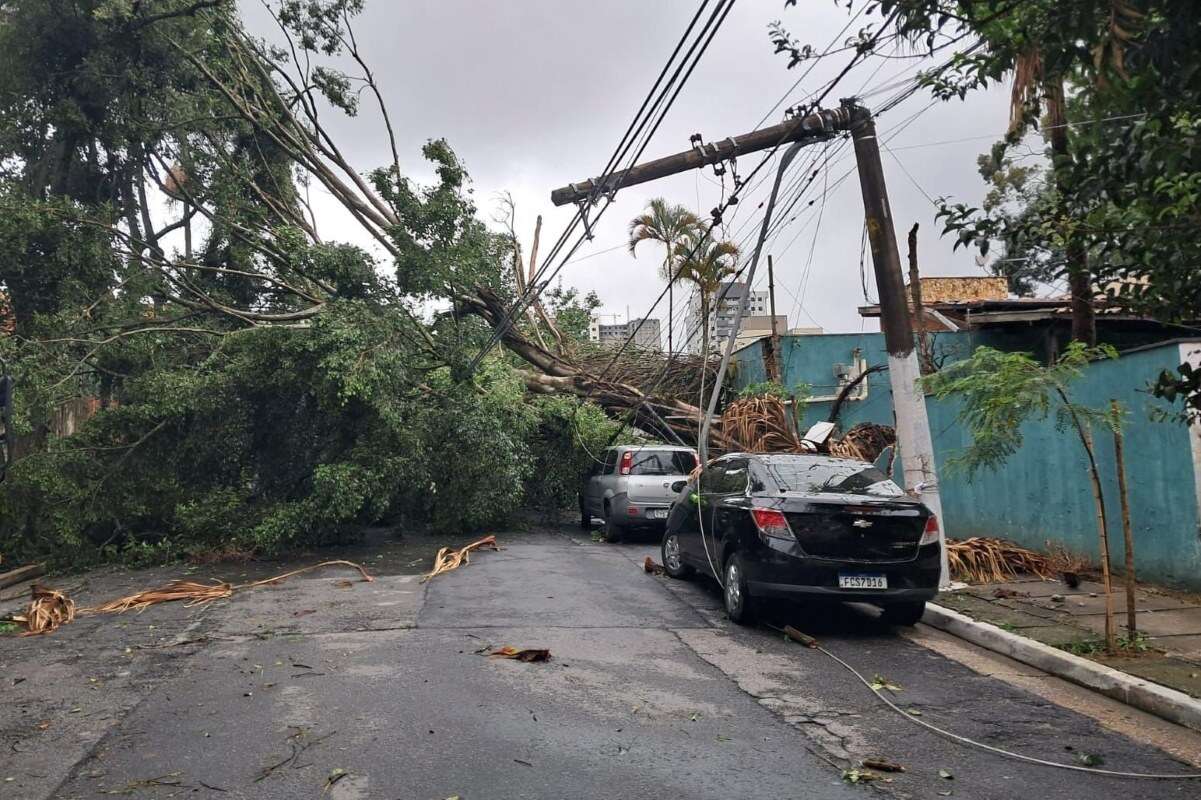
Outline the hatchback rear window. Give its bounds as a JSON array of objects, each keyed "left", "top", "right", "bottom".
[
  {"left": 628, "top": 450, "right": 697, "bottom": 476},
  {"left": 765, "top": 459, "right": 904, "bottom": 497}
]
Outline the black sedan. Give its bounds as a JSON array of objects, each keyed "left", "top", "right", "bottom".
[{"left": 660, "top": 453, "right": 940, "bottom": 626}]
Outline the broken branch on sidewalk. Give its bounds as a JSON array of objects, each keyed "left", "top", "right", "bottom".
[
  {"left": 422, "top": 535, "right": 500, "bottom": 582},
  {"left": 946, "top": 537, "right": 1053, "bottom": 584}
]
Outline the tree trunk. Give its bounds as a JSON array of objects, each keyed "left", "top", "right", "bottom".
[
  {"left": 1111, "top": 399, "right": 1137, "bottom": 635},
  {"left": 666, "top": 245, "right": 673, "bottom": 353},
  {"left": 1047, "top": 77, "right": 1095, "bottom": 345},
  {"left": 1058, "top": 388, "right": 1116, "bottom": 653}
]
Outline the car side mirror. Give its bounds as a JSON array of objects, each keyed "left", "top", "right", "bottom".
[{"left": 670, "top": 480, "right": 687, "bottom": 493}]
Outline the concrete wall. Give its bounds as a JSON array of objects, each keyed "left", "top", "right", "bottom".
[{"left": 733, "top": 334, "right": 1201, "bottom": 590}]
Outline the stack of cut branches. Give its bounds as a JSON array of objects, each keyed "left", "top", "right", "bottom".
[
  {"left": 720, "top": 395, "right": 806, "bottom": 453},
  {"left": 946, "top": 537, "right": 1054, "bottom": 584},
  {"left": 827, "top": 422, "right": 896, "bottom": 464}
]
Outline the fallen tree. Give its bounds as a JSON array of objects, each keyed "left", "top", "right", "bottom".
[{"left": 456, "top": 287, "right": 737, "bottom": 450}]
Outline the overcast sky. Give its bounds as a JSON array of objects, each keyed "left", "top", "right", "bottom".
[{"left": 243, "top": 0, "right": 1015, "bottom": 338}]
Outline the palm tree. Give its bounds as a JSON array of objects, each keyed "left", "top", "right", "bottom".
[
  {"left": 673, "top": 230, "right": 739, "bottom": 359},
  {"left": 628, "top": 199, "right": 700, "bottom": 352}
]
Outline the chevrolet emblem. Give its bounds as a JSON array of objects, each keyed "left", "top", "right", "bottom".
[{"left": 851, "top": 519, "right": 873, "bottom": 528}]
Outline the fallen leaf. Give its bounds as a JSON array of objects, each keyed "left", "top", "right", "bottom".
[
  {"left": 321, "top": 768, "right": 347, "bottom": 796},
  {"left": 842, "top": 768, "right": 884, "bottom": 784},
  {"left": 489, "top": 646, "right": 551, "bottom": 663},
  {"left": 939, "top": 768, "right": 954, "bottom": 780},
  {"left": 905, "top": 707, "right": 923, "bottom": 716},
  {"left": 870, "top": 674, "right": 902, "bottom": 692},
  {"left": 861, "top": 758, "right": 904, "bottom": 773}
]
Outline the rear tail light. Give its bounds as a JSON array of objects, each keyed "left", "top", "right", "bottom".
[
  {"left": 751, "top": 508, "right": 793, "bottom": 540},
  {"left": 627, "top": 506, "right": 639, "bottom": 516},
  {"left": 919, "top": 514, "right": 940, "bottom": 546},
  {"left": 619, "top": 451, "right": 633, "bottom": 475}
]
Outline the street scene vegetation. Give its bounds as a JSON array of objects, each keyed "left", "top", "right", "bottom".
[{"left": 3, "top": 2, "right": 1201, "bottom": 797}]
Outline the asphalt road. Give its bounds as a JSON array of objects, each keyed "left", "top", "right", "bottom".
[{"left": 4, "top": 525, "right": 1201, "bottom": 799}]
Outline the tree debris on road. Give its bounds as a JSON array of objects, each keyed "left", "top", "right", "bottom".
[
  {"left": 423, "top": 535, "right": 500, "bottom": 582},
  {"left": 643, "top": 556, "right": 666, "bottom": 575},
  {"left": 10, "top": 584, "right": 75, "bottom": 636},
  {"left": 5, "top": 561, "right": 373, "bottom": 635},
  {"left": 488, "top": 646, "right": 552, "bottom": 662}
]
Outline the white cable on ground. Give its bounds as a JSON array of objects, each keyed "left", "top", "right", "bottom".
[{"left": 813, "top": 641, "right": 1201, "bottom": 780}]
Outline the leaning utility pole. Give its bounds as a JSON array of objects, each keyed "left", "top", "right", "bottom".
[
  {"left": 552, "top": 100, "right": 950, "bottom": 586},
  {"left": 765, "top": 255, "right": 782, "bottom": 382},
  {"left": 846, "top": 104, "right": 949, "bottom": 586}
]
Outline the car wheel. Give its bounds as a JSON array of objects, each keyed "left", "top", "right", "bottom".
[
  {"left": 880, "top": 601, "right": 926, "bottom": 627},
  {"left": 661, "top": 531, "right": 693, "bottom": 579},
  {"left": 602, "top": 505, "right": 623, "bottom": 543},
  {"left": 579, "top": 498, "right": 591, "bottom": 530},
  {"left": 723, "top": 552, "right": 755, "bottom": 624}
]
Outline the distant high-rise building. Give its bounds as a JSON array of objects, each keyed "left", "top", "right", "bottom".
[
  {"left": 684, "top": 281, "right": 769, "bottom": 353},
  {"left": 588, "top": 316, "right": 662, "bottom": 350}
]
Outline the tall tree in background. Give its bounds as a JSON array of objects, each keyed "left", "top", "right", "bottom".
[
  {"left": 673, "top": 231, "right": 739, "bottom": 359},
  {"left": 781, "top": 1, "right": 1201, "bottom": 345},
  {"left": 627, "top": 198, "right": 700, "bottom": 352}
]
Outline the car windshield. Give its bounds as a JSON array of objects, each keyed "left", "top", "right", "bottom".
[
  {"left": 628, "top": 450, "right": 697, "bottom": 476},
  {"left": 765, "top": 459, "right": 904, "bottom": 497}
]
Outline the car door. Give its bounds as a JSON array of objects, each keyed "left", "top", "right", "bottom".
[
  {"left": 710, "top": 458, "right": 751, "bottom": 554},
  {"left": 689, "top": 461, "right": 731, "bottom": 574}
]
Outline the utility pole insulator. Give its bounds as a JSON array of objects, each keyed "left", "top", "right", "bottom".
[{"left": 550, "top": 107, "right": 854, "bottom": 207}]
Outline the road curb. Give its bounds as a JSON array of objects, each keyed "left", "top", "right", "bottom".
[{"left": 923, "top": 602, "right": 1201, "bottom": 733}]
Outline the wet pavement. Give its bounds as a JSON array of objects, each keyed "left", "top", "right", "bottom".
[{"left": 4, "top": 524, "right": 1201, "bottom": 799}]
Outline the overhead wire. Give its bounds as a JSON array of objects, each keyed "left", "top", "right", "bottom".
[{"left": 467, "top": 0, "right": 731, "bottom": 374}]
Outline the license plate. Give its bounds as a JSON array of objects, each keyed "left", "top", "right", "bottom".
[
  {"left": 648, "top": 509, "right": 669, "bottom": 520},
  {"left": 838, "top": 573, "right": 887, "bottom": 590}
]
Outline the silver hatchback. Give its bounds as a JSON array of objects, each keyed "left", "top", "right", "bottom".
[{"left": 580, "top": 445, "right": 699, "bottom": 542}]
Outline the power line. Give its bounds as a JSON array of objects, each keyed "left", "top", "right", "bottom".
[{"left": 467, "top": 0, "right": 734, "bottom": 373}]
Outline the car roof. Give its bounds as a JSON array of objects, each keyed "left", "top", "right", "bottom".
[
  {"left": 715, "top": 452, "right": 874, "bottom": 469},
  {"left": 608, "top": 444, "right": 696, "bottom": 452}
]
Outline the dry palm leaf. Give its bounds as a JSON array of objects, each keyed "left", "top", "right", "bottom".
[
  {"left": 86, "top": 560, "right": 373, "bottom": 614},
  {"left": 422, "top": 535, "right": 500, "bottom": 583},
  {"left": 86, "top": 579, "right": 234, "bottom": 613},
  {"left": 946, "top": 537, "right": 1053, "bottom": 584},
  {"left": 11, "top": 585, "right": 76, "bottom": 636}
]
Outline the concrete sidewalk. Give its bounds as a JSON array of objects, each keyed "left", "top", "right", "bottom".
[{"left": 937, "top": 577, "right": 1201, "bottom": 699}]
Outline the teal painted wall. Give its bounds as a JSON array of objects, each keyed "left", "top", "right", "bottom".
[{"left": 733, "top": 335, "right": 1201, "bottom": 590}]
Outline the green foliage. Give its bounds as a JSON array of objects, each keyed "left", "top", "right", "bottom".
[
  {"left": 791, "top": 2, "right": 1201, "bottom": 321},
  {"left": 737, "top": 380, "right": 811, "bottom": 401},
  {"left": 1151, "top": 359, "right": 1201, "bottom": 425},
  {"left": 0, "top": 0, "right": 627, "bottom": 571},
  {"left": 522, "top": 396, "right": 620, "bottom": 511},
  {"left": 920, "top": 342, "right": 1118, "bottom": 477},
  {"left": 544, "top": 283, "right": 601, "bottom": 345}
]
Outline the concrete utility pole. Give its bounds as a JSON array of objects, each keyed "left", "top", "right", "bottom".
[
  {"left": 846, "top": 104, "right": 949, "bottom": 587},
  {"left": 551, "top": 99, "right": 950, "bottom": 586}
]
